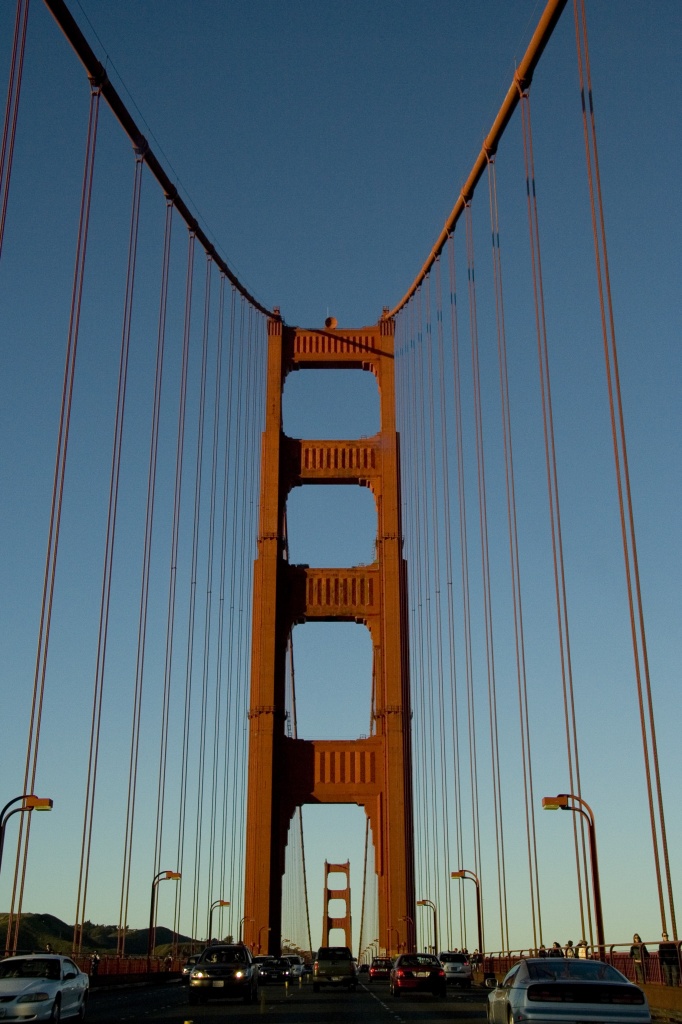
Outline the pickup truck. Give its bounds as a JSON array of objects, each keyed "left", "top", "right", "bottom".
[{"left": 312, "top": 946, "right": 358, "bottom": 991}]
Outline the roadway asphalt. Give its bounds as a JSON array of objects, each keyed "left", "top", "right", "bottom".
[{"left": 86, "top": 978, "right": 489, "bottom": 1023}]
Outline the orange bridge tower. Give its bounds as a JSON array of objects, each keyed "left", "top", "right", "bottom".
[{"left": 243, "top": 314, "right": 415, "bottom": 957}]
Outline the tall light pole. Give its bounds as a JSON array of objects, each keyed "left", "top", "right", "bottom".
[
  {"left": 147, "top": 870, "right": 181, "bottom": 960},
  {"left": 258, "top": 925, "right": 271, "bottom": 955},
  {"left": 0, "top": 795, "right": 53, "bottom": 875},
  {"left": 208, "top": 899, "right": 230, "bottom": 942},
  {"left": 542, "top": 793, "right": 605, "bottom": 956},
  {"left": 239, "top": 916, "right": 254, "bottom": 942},
  {"left": 399, "top": 914, "right": 414, "bottom": 953},
  {"left": 450, "top": 870, "right": 483, "bottom": 957},
  {"left": 416, "top": 899, "right": 438, "bottom": 954}
]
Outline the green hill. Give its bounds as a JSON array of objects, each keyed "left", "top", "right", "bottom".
[{"left": 0, "top": 913, "right": 193, "bottom": 955}]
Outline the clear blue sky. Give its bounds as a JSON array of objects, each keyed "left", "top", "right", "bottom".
[{"left": 1, "top": 0, "right": 680, "bottom": 956}]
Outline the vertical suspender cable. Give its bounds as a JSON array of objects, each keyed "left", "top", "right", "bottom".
[
  {"left": 462, "top": 203, "right": 489, "bottom": 946},
  {"left": 157, "top": 251, "right": 209, "bottom": 916},
  {"left": 74, "top": 147, "right": 144, "bottom": 953},
  {"left": 573, "top": 0, "right": 676, "bottom": 939},
  {"left": 116, "top": 194, "right": 174, "bottom": 954},
  {"left": 226, "top": 298, "right": 247, "bottom": 916},
  {"left": 216, "top": 285, "right": 238, "bottom": 935},
  {"left": 6, "top": 79, "right": 101, "bottom": 956},
  {"left": 0, "top": 0, "right": 29, "bottom": 260},
  {"left": 435, "top": 256, "right": 465, "bottom": 950},
  {"left": 426, "top": 268, "right": 453, "bottom": 944},
  {"left": 420, "top": 277, "right": 445, "bottom": 936},
  {"left": 447, "top": 233, "right": 480, "bottom": 948},
  {"left": 519, "top": 85, "right": 591, "bottom": 944}
]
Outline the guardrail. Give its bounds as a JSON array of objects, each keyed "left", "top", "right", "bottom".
[{"left": 480, "top": 939, "right": 681, "bottom": 988}]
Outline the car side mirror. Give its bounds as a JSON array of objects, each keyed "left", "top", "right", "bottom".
[
  {"left": 485, "top": 977, "right": 498, "bottom": 988},
  {"left": 64, "top": 971, "right": 77, "bottom": 980}
]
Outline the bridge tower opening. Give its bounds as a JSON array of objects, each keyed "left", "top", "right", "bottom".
[{"left": 243, "top": 314, "right": 415, "bottom": 957}]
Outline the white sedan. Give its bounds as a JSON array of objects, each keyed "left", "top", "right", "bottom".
[
  {"left": 0, "top": 954, "right": 89, "bottom": 1021},
  {"left": 487, "top": 958, "right": 650, "bottom": 1024}
]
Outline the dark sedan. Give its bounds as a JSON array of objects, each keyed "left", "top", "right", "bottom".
[
  {"left": 188, "top": 943, "right": 259, "bottom": 1004},
  {"left": 486, "top": 957, "right": 651, "bottom": 1024},
  {"left": 369, "top": 957, "right": 393, "bottom": 981},
  {"left": 390, "top": 953, "right": 447, "bottom": 998},
  {"left": 258, "top": 957, "right": 292, "bottom": 983}
]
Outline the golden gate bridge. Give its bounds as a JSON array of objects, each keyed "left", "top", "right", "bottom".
[{"left": 0, "top": 0, "right": 679, "bottom": 985}]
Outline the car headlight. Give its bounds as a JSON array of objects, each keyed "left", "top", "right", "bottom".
[
  {"left": 16, "top": 992, "right": 51, "bottom": 1003},
  {"left": 191, "top": 970, "right": 207, "bottom": 979},
  {"left": 234, "top": 970, "right": 245, "bottom": 979}
]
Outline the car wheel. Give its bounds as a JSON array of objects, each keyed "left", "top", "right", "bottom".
[
  {"left": 49, "top": 997, "right": 61, "bottom": 1023},
  {"left": 76, "top": 995, "right": 87, "bottom": 1021}
]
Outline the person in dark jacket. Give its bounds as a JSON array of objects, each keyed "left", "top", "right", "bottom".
[
  {"left": 629, "top": 934, "right": 648, "bottom": 984},
  {"left": 548, "top": 942, "right": 564, "bottom": 958},
  {"left": 658, "top": 933, "right": 680, "bottom": 987}
]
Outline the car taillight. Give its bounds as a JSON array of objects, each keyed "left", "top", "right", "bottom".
[
  {"left": 527, "top": 986, "right": 563, "bottom": 1001},
  {"left": 396, "top": 968, "right": 406, "bottom": 978},
  {"left": 612, "top": 991, "right": 645, "bottom": 1004},
  {"left": 437, "top": 968, "right": 445, "bottom": 977}
]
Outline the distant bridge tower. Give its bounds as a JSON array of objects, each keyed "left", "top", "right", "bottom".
[
  {"left": 322, "top": 860, "right": 352, "bottom": 947},
  {"left": 243, "top": 314, "right": 415, "bottom": 957}
]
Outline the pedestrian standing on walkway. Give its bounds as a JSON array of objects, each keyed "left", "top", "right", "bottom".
[
  {"left": 658, "top": 933, "right": 680, "bottom": 987},
  {"left": 564, "top": 940, "right": 576, "bottom": 957},
  {"left": 630, "top": 934, "right": 648, "bottom": 985}
]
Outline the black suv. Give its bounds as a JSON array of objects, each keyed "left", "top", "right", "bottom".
[{"left": 188, "top": 943, "right": 259, "bottom": 1004}]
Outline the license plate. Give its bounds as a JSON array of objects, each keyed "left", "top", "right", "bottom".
[
  {"left": 416, "top": 971, "right": 430, "bottom": 977},
  {"left": 213, "top": 979, "right": 224, "bottom": 987},
  {"left": 332, "top": 976, "right": 342, "bottom": 981}
]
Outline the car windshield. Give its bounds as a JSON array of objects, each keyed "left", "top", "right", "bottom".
[
  {"left": 526, "top": 960, "right": 625, "bottom": 983},
  {"left": 0, "top": 958, "right": 61, "bottom": 980},
  {"left": 400, "top": 955, "right": 439, "bottom": 967},
  {"left": 317, "top": 947, "right": 351, "bottom": 959},
  {"left": 201, "top": 947, "right": 246, "bottom": 964},
  {"left": 372, "top": 959, "right": 392, "bottom": 967},
  {"left": 440, "top": 953, "right": 468, "bottom": 963}
]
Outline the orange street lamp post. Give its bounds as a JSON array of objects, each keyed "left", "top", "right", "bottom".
[
  {"left": 450, "top": 870, "right": 483, "bottom": 958},
  {"left": 208, "top": 899, "right": 230, "bottom": 942},
  {"left": 416, "top": 899, "right": 438, "bottom": 954},
  {"left": 542, "top": 793, "right": 605, "bottom": 956},
  {"left": 147, "top": 870, "right": 181, "bottom": 960},
  {"left": 0, "top": 795, "right": 53, "bottom": 875}
]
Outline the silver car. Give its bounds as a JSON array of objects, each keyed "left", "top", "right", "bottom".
[
  {"left": 0, "top": 954, "right": 89, "bottom": 1021},
  {"left": 439, "top": 951, "right": 473, "bottom": 989},
  {"left": 487, "top": 957, "right": 651, "bottom": 1024}
]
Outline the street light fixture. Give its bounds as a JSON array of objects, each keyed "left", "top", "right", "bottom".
[
  {"left": 239, "top": 916, "right": 254, "bottom": 942},
  {"left": 450, "top": 870, "right": 483, "bottom": 958},
  {"left": 0, "top": 794, "right": 53, "bottom": 875},
  {"left": 147, "top": 870, "right": 181, "bottom": 959},
  {"left": 208, "top": 899, "right": 230, "bottom": 942},
  {"left": 542, "top": 793, "right": 604, "bottom": 955},
  {"left": 416, "top": 899, "right": 438, "bottom": 954}
]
